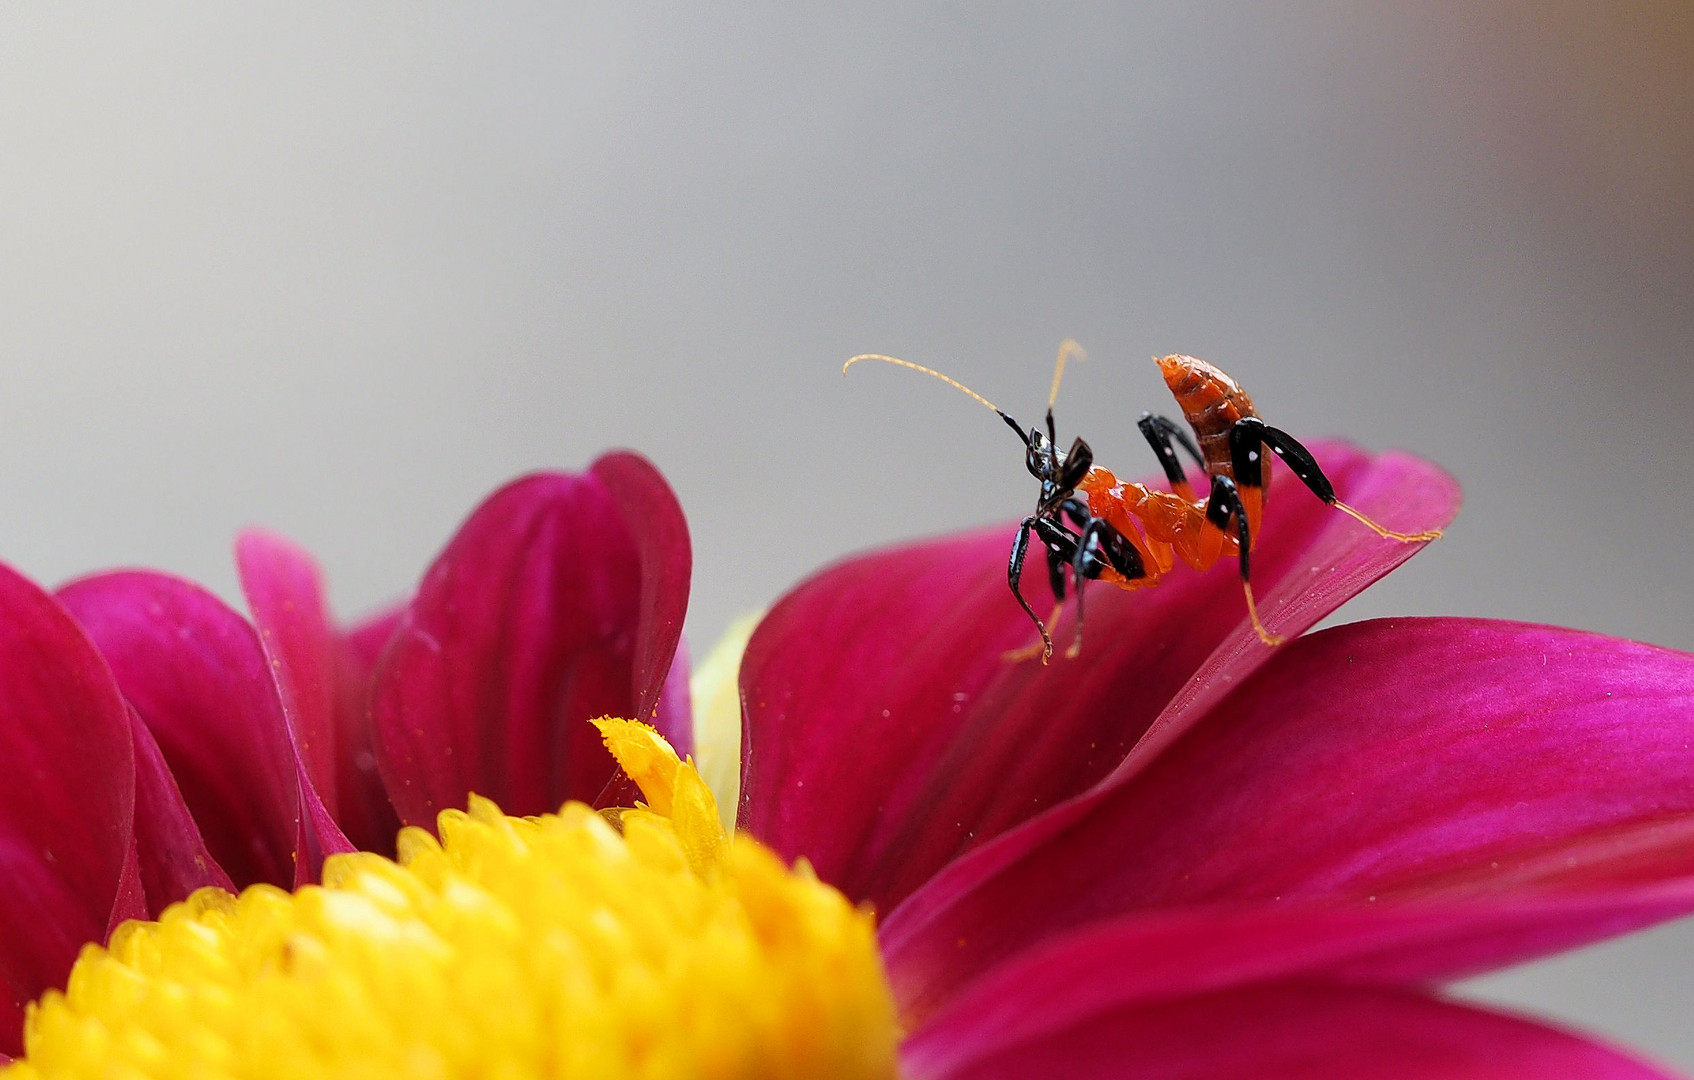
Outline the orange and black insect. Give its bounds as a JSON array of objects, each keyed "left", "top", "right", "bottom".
[{"left": 844, "top": 343, "right": 1441, "bottom": 662}]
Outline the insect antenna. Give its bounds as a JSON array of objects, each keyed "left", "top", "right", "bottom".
[
  {"left": 844, "top": 354, "right": 1028, "bottom": 444},
  {"left": 1046, "top": 339, "right": 1086, "bottom": 412},
  {"left": 1043, "top": 339, "right": 1087, "bottom": 472}
]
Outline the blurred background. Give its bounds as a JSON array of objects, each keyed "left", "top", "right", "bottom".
[{"left": 1, "top": 1, "right": 1690, "bottom": 1066}]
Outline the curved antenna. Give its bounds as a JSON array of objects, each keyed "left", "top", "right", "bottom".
[
  {"left": 1048, "top": 339, "right": 1087, "bottom": 411},
  {"left": 844, "top": 354, "right": 1026, "bottom": 441},
  {"left": 1042, "top": 339, "right": 1088, "bottom": 470}
]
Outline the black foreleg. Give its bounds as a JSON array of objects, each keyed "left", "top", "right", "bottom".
[
  {"left": 1008, "top": 515, "right": 1082, "bottom": 663},
  {"left": 1007, "top": 517, "right": 1050, "bottom": 659}
]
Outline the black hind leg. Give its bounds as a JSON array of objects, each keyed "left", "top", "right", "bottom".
[
  {"left": 1229, "top": 418, "right": 1443, "bottom": 542},
  {"left": 1200, "top": 471, "right": 1282, "bottom": 646}
]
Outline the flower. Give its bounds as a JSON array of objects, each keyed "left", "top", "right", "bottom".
[
  {"left": 0, "top": 452, "right": 691, "bottom": 1058},
  {"left": 3, "top": 441, "right": 1693, "bottom": 1077},
  {"left": 734, "top": 441, "right": 1694, "bottom": 1076},
  {"left": 8, "top": 723, "right": 901, "bottom": 1079}
]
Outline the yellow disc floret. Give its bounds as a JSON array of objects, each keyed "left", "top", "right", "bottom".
[{"left": 5, "top": 718, "right": 899, "bottom": 1080}]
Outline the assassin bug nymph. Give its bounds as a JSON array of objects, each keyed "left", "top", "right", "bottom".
[{"left": 844, "top": 343, "right": 1442, "bottom": 663}]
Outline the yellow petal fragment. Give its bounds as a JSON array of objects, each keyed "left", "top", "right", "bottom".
[
  {"left": 668, "top": 755, "right": 729, "bottom": 878},
  {"left": 591, "top": 715, "right": 682, "bottom": 816},
  {"left": 595, "top": 716, "right": 728, "bottom": 878}
]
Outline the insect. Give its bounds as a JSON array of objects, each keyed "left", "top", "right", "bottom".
[{"left": 844, "top": 343, "right": 1442, "bottom": 662}]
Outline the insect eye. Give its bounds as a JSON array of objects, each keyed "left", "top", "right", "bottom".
[{"left": 1026, "top": 433, "right": 1053, "bottom": 479}]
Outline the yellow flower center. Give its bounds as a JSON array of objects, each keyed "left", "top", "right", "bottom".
[{"left": 5, "top": 718, "right": 899, "bottom": 1080}]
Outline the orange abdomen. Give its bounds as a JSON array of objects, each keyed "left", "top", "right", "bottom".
[{"left": 1155, "top": 354, "right": 1260, "bottom": 484}]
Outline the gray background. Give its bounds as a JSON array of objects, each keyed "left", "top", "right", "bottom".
[{"left": 2, "top": 2, "right": 1690, "bottom": 1068}]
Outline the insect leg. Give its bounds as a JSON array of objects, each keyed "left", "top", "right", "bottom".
[
  {"left": 1007, "top": 517, "right": 1051, "bottom": 661},
  {"left": 1231, "top": 419, "right": 1443, "bottom": 543},
  {"left": 1008, "top": 515, "right": 1080, "bottom": 663},
  {"left": 1065, "top": 517, "right": 1148, "bottom": 658},
  {"left": 1069, "top": 523, "right": 1101, "bottom": 660},
  {"left": 1138, "top": 412, "right": 1205, "bottom": 499},
  {"left": 1059, "top": 496, "right": 1092, "bottom": 531},
  {"left": 1203, "top": 472, "right": 1284, "bottom": 646}
]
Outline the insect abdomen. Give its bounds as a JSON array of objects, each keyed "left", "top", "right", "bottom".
[{"left": 1156, "top": 354, "right": 1260, "bottom": 479}]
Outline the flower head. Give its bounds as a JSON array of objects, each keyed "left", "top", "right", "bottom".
[
  {"left": 6, "top": 722, "right": 899, "bottom": 1079},
  {"left": 0, "top": 452, "right": 690, "bottom": 1056},
  {"left": 2, "top": 442, "right": 1693, "bottom": 1078}
]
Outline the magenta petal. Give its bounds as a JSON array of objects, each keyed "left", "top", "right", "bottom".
[
  {"left": 237, "top": 530, "right": 400, "bottom": 854},
  {"left": 883, "top": 617, "right": 1694, "bottom": 1015},
  {"left": 598, "top": 641, "right": 694, "bottom": 810},
  {"left": 104, "top": 835, "right": 147, "bottom": 938},
  {"left": 235, "top": 530, "right": 341, "bottom": 813},
  {"left": 913, "top": 982, "right": 1679, "bottom": 1080},
  {"left": 1122, "top": 449, "right": 1460, "bottom": 774},
  {"left": 292, "top": 770, "right": 356, "bottom": 885},
  {"left": 57, "top": 571, "right": 350, "bottom": 890},
  {"left": 900, "top": 889, "right": 1694, "bottom": 1046},
  {"left": 345, "top": 604, "right": 404, "bottom": 670},
  {"left": 127, "top": 706, "right": 234, "bottom": 914},
  {"left": 590, "top": 451, "right": 693, "bottom": 750},
  {"left": 0, "top": 563, "right": 134, "bottom": 1056},
  {"left": 372, "top": 454, "right": 691, "bottom": 826},
  {"left": 739, "top": 444, "right": 1458, "bottom": 910},
  {"left": 653, "top": 638, "right": 692, "bottom": 753},
  {"left": 340, "top": 605, "right": 406, "bottom": 854}
]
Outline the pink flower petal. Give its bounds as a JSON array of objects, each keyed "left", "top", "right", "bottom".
[
  {"left": 332, "top": 637, "right": 403, "bottom": 856},
  {"left": 911, "top": 982, "right": 1679, "bottom": 1080},
  {"left": 1122, "top": 448, "right": 1461, "bottom": 775},
  {"left": 739, "top": 444, "right": 1458, "bottom": 911},
  {"left": 235, "top": 530, "right": 339, "bottom": 814},
  {"left": 653, "top": 637, "right": 692, "bottom": 755},
  {"left": 57, "top": 571, "right": 352, "bottom": 891},
  {"left": 597, "top": 641, "right": 693, "bottom": 809},
  {"left": 902, "top": 889, "right": 1694, "bottom": 1046},
  {"left": 883, "top": 618, "right": 1694, "bottom": 1017},
  {"left": 345, "top": 604, "right": 403, "bottom": 669},
  {"left": 236, "top": 530, "right": 400, "bottom": 854},
  {"left": 104, "top": 837, "right": 146, "bottom": 939},
  {"left": 127, "top": 705, "right": 234, "bottom": 914},
  {"left": 590, "top": 451, "right": 694, "bottom": 749},
  {"left": 372, "top": 454, "right": 691, "bottom": 826},
  {"left": 0, "top": 563, "right": 135, "bottom": 1056}
]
